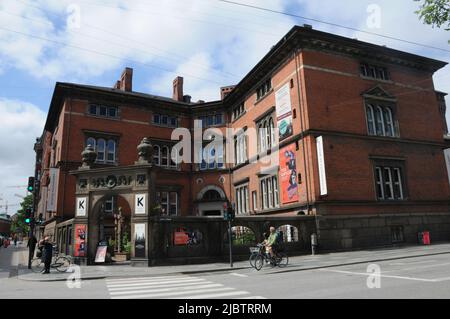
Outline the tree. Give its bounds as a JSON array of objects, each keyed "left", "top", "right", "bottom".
[
  {"left": 10, "top": 194, "right": 33, "bottom": 236},
  {"left": 415, "top": 0, "right": 450, "bottom": 30}
]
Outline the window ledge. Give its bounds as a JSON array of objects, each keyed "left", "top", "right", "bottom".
[{"left": 360, "top": 75, "right": 393, "bottom": 84}]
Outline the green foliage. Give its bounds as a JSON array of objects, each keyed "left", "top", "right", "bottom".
[
  {"left": 415, "top": 0, "right": 450, "bottom": 30},
  {"left": 122, "top": 232, "right": 131, "bottom": 254}
]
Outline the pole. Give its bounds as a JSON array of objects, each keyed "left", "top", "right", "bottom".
[{"left": 228, "top": 219, "right": 233, "bottom": 268}]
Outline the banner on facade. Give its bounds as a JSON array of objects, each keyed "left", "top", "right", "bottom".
[
  {"left": 134, "top": 223, "right": 146, "bottom": 258},
  {"left": 275, "top": 83, "right": 293, "bottom": 142},
  {"left": 76, "top": 197, "right": 87, "bottom": 217},
  {"left": 135, "top": 194, "right": 146, "bottom": 214},
  {"left": 279, "top": 143, "right": 299, "bottom": 204},
  {"left": 74, "top": 224, "right": 87, "bottom": 257},
  {"left": 316, "top": 136, "right": 328, "bottom": 196},
  {"left": 46, "top": 168, "right": 59, "bottom": 211},
  {"left": 444, "top": 148, "right": 450, "bottom": 185}
]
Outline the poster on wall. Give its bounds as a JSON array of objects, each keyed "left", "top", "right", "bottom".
[
  {"left": 135, "top": 194, "right": 146, "bottom": 215},
  {"left": 279, "top": 143, "right": 299, "bottom": 204},
  {"left": 316, "top": 136, "right": 328, "bottom": 196},
  {"left": 173, "top": 228, "right": 203, "bottom": 246},
  {"left": 444, "top": 149, "right": 450, "bottom": 186},
  {"left": 74, "top": 224, "right": 87, "bottom": 257},
  {"left": 134, "top": 223, "right": 146, "bottom": 258},
  {"left": 275, "top": 83, "right": 293, "bottom": 142}
]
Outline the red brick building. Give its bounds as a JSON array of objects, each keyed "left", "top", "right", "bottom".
[{"left": 33, "top": 25, "right": 450, "bottom": 262}]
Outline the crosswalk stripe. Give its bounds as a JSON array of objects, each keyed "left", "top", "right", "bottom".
[
  {"left": 111, "top": 287, "right": 235, "bottom": 299},
  {"left": 110, "top": 283, "right": 224, "bottom": 295},
  {"left": 107, "top": 278, "right": 205, "bottom": 288},
  {"left": 177, "top": 291, "right": 250, "bottom": 299},
  {"left": 106, "top": 276, "right": 183, "bottom": 282},
  {"left": 108, "top": 280, "right": 214, "bottom": 291},
  {"left": 106, "top": 276, "right": 195, "bottom": 285}
]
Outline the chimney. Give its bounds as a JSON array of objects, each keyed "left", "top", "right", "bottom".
[
  {"left": 173, "top": 76, "right": 184, "bottom": 101},
  {"left": 220, "top": 85, "right": 235, "bottom": 100},
  {"left": 118, "top": 67, "right": 133, "bottom": 92},
  {"left": 183, "top": 95, "right": 191, "bottom": 103}
]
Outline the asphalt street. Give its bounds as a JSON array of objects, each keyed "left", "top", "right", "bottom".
[{"left": 1, "top": 242, "right": 450, "bottom": 299}]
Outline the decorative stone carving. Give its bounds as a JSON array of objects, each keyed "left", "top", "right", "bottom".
[
  {"left": 79, "top": 179, "right": 87, "bottom": 189},
  {"left": 137, "top": 174, "right": 146, "bottom": 185},
  {"left": 81, "top": 144, "right": 97, "bottom": 169},
  {"left": 136, "top": 137, "right": 153, "bottom": 164},
  {"left": 106, "top": 175, "right": 117, "bottom": 189}
]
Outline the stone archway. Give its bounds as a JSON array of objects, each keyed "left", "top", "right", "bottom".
[{"left": 196, "top": 185, "right": 227, "bottom": 216}]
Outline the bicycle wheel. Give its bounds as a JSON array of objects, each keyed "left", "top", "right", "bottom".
[
  {"left": 31, "top": 258, "right": 44, "bottom": 273},
  {"left": 249, "top": 252, "right": 258, "bottom": 267},
  {"left": 254, "top": 255, "right": 264, "bottom": 271},
  {"left": 277, "top": 252, "right": 289, "bottom": 268},
  {"left": 54, "top": 256, "right": 71, "bottom": 273}
]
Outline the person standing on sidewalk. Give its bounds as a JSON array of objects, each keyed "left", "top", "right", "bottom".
[
  {"left": 27, "top": 235, "right": 37, "bottom": 269},
  {"left": 13, "top": 234, "right": 17, "bottom": 247},
  {"left": 41, "top": 237, "right": 53, "bottom": 274}
]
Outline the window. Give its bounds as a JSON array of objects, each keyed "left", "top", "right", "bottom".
[
  {"left": 260, "top": 175, "right": 279, "bottom": 210},
  {"left": 152, "top": 144, "right": 178, "bottom": 169},
  {"left": 199, "top": 114, "right": 224, "bottom": 127},
  {"left": 374, "top": 164, "right": 405, "bottom": 200},
  {"left": 153, "top": 145, "right": 160, "bottom": 165},
  {"left": 257, "top": 115, "right": 276, "bottom": 153},
  {"left": 104, "top": 196, "right": 114, "bottom": 213},
  {"left": 235, "top": 184, "right": 249, "bottom": 215},
  {"left": 235, "top": 132, "right": 247, "bottom": 165},
  {"left": 256, "top": 78, "right": 272, "bottom": 100},
  {"left": 88, "top": 104, "right": 118, "bottom": 118},
  {"left": 153, "top": 114, "right": 177, "bottom": 127},
  {"left": 157, "top": 191, "right": 178, "bottom": 216},
  {"left": 366, "top": 103, "right": 396, "bottom": 137},
  {"left": 360, "top": 63, "right": 389, "bottom": 81},
  {"left": 391, "top": 226, "right": 404, "bottom": 243},
  {"left": 252, "top": 191, "right": 257, "bottom": 211},
  {"left": 86, "top": 137, "right": 117, "bottom": 164},
  {"left": 161, "top": 146, "right": 169, "bottom": 166},
  {"left": 199, "top": 143, "right": 224, "bottom": 170},
  {"left": 232, "top": 103, "right": 245, "bottom": 120}
]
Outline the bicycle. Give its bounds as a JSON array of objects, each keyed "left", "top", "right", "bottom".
[
  {"left": 31, "top": 246, "right": 72, "bottom": 273},
  {"left": 251, "top": 243, "right": 289, "bottom": 271}
]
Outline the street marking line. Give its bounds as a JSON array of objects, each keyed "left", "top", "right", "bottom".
[
  {"left": 108, "top": 280, "right": 214, "bottom": 291},
  {"left": 106, "top": 276, "right": 192, "bottom": 283},
  {"left": 175, "top": 291, "right": 250, "bottom": 299},
  {"left": 107, "top": 278, "right": 205, "bottom": 287},
  {"left": 319, "top": 269, "right": 437, "bottom": 282},
  {"left": 111, "top": 287, "right": 235, "bottom": 299},
  {"left": 230, "top": 273, "right": 248, "bottom": 277},
  {"left": 110, "top": 284, "right": 224, "bottom": 295},
  {"left": 238, "top": 296, "right": 267, "bottom": 299}
]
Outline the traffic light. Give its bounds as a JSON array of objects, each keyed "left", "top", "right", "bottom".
[
  {"left": 27, "top": 176, "right": 35, "bottom": 192},
  {"left": 24, "top": 207, "right": 32, "bottom": 224}
]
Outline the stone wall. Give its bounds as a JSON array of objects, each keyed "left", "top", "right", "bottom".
[{"left": 316, "top": 213, "right": 450, "bottom": 251}]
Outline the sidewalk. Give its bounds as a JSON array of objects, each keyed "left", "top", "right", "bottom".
[{"left": 17, "top": 242, "right": 450, "bottom": 282}]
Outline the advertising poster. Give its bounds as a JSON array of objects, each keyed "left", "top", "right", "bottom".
[
  {"left": 134, "top": 223, "right": 146, "bottom": 258},
  {"left": 173, "top": 228, "right": 203, "bottom": 246},
  {"left": 47, "top": 168, "right": 59, "bottom": 211},
  {"left": 74, "top": 224, "right": 87, "bottom": 257},
  {"left": 279, "top": 143, "right": 299, "bottom": 204},
  {"left": 275, "top": 83, "right": 293, "bottom": 141},
  {"left": 316, "top": 136, "right": 328, "bottom": 196},
  {"left": 174, "top": 231, "right": 189, "bottom": 245}
]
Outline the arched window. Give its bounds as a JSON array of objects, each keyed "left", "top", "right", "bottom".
[
  {"left": 366, "top": 104, "right": 375, "bottom": 135},
  {"left": 259, "top": 123, "right": 266, "bottom": 152},
  {"left": 86, "top": 137, "right": 96, "bottom": 149},
  {"left": 161, "top": 146, "right": 169, "bottom": 166},
  {"left": 265, "top": 119, "right": 271, "bottom": 149},
  {"left": 375, "top": 106, "right": 385, "bottom": 136},
  {"left": 153, "top": 145, "right": 160, "bottom": 165},
  {"left": 107, "top": 140, "right": 115, "bottom": 162},
  {"left": 269, "top": 117, "right": 275, "bottom": 147},
  {"left": 384, "top": 107, "right": 394, "bottom": 137},
  {"left": 97, "top": 139, "right": 105, "bottom": 162}
]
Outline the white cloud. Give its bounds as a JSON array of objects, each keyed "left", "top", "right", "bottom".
[{"left": 0, "top": 98, "right": 46, "bottom": 216}]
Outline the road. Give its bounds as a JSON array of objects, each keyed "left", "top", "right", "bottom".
[{"left": 1, "top": 243, "right": 450, "bottom": 299}]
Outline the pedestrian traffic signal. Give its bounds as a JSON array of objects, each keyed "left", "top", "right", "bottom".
[
  {"left": 27, "top": 176, "right": 35, "bottom": 192},
  {"left": 24, "top": 207, "right": 32, "bottom": 224}
]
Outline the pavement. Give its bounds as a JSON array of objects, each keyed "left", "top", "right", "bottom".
[{"left": 13, "top": 242, "right": 450, "bottom": 282}]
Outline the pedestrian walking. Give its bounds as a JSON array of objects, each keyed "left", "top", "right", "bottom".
[
  {"left": 27, "top": 235, "right": 38, "bottom": 269},
  {"left": 41, "top": 237, "right": 53, "bottom": 274},
  {"left": 13, "top": 234, "right": 18, "bottom": 247}
]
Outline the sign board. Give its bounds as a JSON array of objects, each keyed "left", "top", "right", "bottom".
[
  {"left": 76, "top": 197, "right": 87, "bottom": 217},
  {"left": 95, "top": 245, "right": 107, "bottom": 263},
  {"left": 444, "top": 148, "right": 450, "bottom": 186},
  {"left": 279, "top": 143, "right": 299, "bottom": 204},
  {"left": 47, "top": 168, "right": 59, "bottom": 211},
  {"left": 174, "top": 231, "right": 189, "bottom": 245},
  {"left": 134, "top": 223, "right": 146, "bottom": 258},
  {"left": 74, "top": 224, "right": 86, "bottom": 257},
  {"left": 135, "top": 194, "right": 146, "bottom": 215},
  {"left": 316, "top": 136, "right": 328, "bottom": 196},
  {"left": 275, "top": 83, "right": 293, "bottom": 142}
]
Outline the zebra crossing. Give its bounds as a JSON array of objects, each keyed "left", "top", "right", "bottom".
[{"left": 105, "top": 275, "right": 266, "bottom": 299}]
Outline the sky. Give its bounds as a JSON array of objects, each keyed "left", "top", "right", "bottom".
[{"left": 0, "top": 0, "right": 449, "bottom": 215}]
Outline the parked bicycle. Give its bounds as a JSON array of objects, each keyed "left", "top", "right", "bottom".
[
  {"left": 31, "top": 246, "right": 72, "bottom": 273},
  {"left": 249, "top": 243, "right": 288, "bottom": 271}
]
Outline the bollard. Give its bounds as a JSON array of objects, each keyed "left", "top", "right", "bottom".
[{"left": 311, "top": 233, "right": 318, "bottom": 255}]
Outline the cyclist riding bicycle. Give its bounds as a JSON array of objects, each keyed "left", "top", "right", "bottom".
[{"left": 264, "top": 226, "right": 279, "bottom": 258}]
